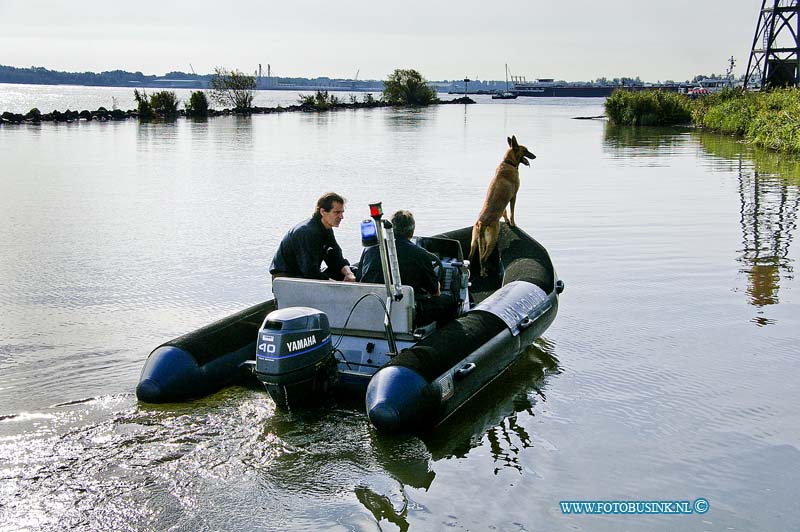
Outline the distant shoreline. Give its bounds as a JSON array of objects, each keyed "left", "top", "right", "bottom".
[
  {"left": 0, "top": 64, "right": 386, "bottom": 92},
  {"left": 0, "top": 64, "right": 605, "bottom": 95},
  {"left": 0, "top": 80, "right": 388, "bottom": 93}
]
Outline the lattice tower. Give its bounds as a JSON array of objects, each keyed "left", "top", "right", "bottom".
[{"left": 743, "top": 0, "right": 800, "bottom": 89}]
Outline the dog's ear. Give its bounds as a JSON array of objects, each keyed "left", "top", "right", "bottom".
[
  {"left": 507, "top": 136, "right": 513, "bottom": 147},
  {"left": 511, "top": 135, "right": 519, "bottom": 148}
]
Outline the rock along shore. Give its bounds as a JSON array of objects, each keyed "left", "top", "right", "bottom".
[{"left": 0, "top": 97, "right": 475, "bottom": 125}]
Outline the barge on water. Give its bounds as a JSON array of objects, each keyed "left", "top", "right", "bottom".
[
  {"left": 513, "top": 79, "right": 618, "bottom": 97},
  {"left": 136, "top": 203, "right": 563, "bottom": 434}
]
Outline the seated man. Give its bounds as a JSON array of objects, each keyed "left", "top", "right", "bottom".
[
  {"left": 357, "top": 210, "right": 456, "bottom": 326},
  {"left": 270, "top": 192, "right": 356, "bottom": 282}
]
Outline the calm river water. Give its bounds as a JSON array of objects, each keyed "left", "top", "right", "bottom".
[{"left": 1, "top": 86, "right": 799, "bottom": 531}]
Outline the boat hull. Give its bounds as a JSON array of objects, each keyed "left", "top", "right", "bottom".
[
  {"left": 514, "top": 85, "right": 616, "bottom": 97},
  {"left": 136, "top": 300, "right": 275, "bottom": 403}
]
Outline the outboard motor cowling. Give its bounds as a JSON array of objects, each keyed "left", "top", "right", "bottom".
[{"left": 254, "top": 306, "right": 336, "bottom": 409}]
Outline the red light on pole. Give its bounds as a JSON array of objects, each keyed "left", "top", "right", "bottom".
[{"left": 369, "top": 202, "right": 383, "bottom": 218}]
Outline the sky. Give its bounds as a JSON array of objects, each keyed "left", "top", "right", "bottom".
[{"left": 0, "top": 0, "right": 763, "bottom": 83}]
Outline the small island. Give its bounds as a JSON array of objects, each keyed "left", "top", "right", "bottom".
[{"left": 0, "top": 68, "right": 474, "bottom": 125}]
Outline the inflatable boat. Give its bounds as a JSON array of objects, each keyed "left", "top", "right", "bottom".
[{"left": 137, "top": 203, "right": 563, "bottom": 434}]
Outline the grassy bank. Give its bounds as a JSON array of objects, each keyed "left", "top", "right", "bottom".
[
  {"left": 604, "top": 90, "right": 692, "bottom": 126},
  {"left": 692, "top": 88, "right": 800, "bottom": 152},
  {"left": 605, "top": 88, "right": 800, "bottom": 153}
]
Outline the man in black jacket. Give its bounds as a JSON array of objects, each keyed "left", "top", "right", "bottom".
[
  {"left": 358, "top": 210, "right": 455, "bottom": 325},
  {"left": 270, "top": 192, "right": 356, "bottom": 282}
]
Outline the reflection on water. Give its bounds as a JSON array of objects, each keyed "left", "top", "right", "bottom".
[
  {"left": 423, "top": 338, "right": 559, "bottom": 463},
  {"left": 604, "top": 125, "right": 800, "bottom": 326},
  {"left": 697, "top": 132, "right": 800, "bottom": 325},
  {"left": 698, "top": 131, "right": 800, "bottom": 180},
  {"left": 355, "top": 339, "right": 559, "bottom": 530},
  {"left": 603, "top": 124, "right": 693, "bottom": 163},
  {"left": 737, "top": 170, "right": 798, "bottom": 323},
  {"left": 355, "top": 485, "right": 410, "bottom": 532},
  {"left": 383, "top": 106, "right": 437, "bottom": 129}
]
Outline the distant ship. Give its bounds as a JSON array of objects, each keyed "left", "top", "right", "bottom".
[
  {"left": 446, "top": 76, "right": 685, "bottom": 97},
  {"left": 512, "top": 78, "right": 619, "bottom": 97}
]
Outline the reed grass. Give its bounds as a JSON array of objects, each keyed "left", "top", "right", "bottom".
[
  {"left": 692, "top": 88, "right": 800, "bottom": 153},
  {"left": 605, "top": 89, "right": 692, "bottom": 126},
  {"left": 606, "top": 87, "right": 800, "bottom": 153},
  {"left": 747, "top": 90, "right": 800, "bottom": 153}
]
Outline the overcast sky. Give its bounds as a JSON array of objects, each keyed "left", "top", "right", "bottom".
[{"left": 0, "top": 0, "right": 761, "bottom": 82}]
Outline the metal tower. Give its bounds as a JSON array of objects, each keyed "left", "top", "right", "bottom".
[{"left": 743, "top": 0, "right": 800, "bottom": 89}]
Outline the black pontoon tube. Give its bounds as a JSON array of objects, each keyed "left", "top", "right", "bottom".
[
  {"left": 366, "top": 280, "right": 558, "bottom": 433},
  {"left": 136, "top": 300, "right": 275, "bottom": 403}
]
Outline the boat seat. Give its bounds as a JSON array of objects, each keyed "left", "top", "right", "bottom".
[{"left": 272, "top": 278, "right": 416, "bottom": 339}]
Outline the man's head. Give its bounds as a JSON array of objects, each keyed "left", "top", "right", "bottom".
[
  {"left": 391, "top": 210, "right": 415, "bottom": 240},
  {"left": 314, "top": 192, "right": 346, "bottom": 229}
]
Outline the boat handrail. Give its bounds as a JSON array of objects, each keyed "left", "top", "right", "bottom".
[{"left": 272, "top": 277, "right": 417, "bottom": 339}]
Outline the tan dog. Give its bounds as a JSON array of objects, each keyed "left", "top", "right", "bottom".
[{"left": 469, "top": 136, "right": 536, "bottom": 277}]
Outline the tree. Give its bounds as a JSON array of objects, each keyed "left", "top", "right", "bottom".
[
  {"left": 134, "top": 89, "right": 178, "bottom": 120},
  {"left": 133, "top": 89, "right": 154, "bottom": 121},
  {"left": 209, "top": 67, "right": 256, "bottom": 109},
  {"left": 150, "top": 90, "right": 179, "bottom": 119},
  {"left": 186, "top": 91, "right": 209, "bottom": 117},
  {"left": 382, "top": 69, "right": 438, "bottom": 105}
]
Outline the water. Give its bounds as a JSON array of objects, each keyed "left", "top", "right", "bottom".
[
  {"left": 0, "top": 84, "right": 381, "bottom": 114},
  {"left": 1, "top": 87, "right": 799, "bottom": 531}
]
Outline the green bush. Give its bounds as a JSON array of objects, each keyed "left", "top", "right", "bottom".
[
  {"left": 186, "top": 91, "right": 209, "bottom": 117},
  {"left": 133, "top": 89, "right": 154, "bottom": 121},
  {"left": 150, "top": 90, "right": 179, "bottom": 119},
  {"left": 383, "top": 69, "right": 438, "bottom": 105},
  {"left": 298, "top": 90, "right": 340, "bottom": 111},
  {"left": 605, "top": 89, "right": 692, "bottom": 126}
]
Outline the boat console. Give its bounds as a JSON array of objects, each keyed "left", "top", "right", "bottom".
[
  {"left": 253, "top": 202, "right": 473, "bottom": 405},
  {"left": 257, "top": 229, "right": 472, "bottom": 403},
  {"left": 272, "top": 278, "right": 417, "bottom": 339},
  {"left": 414, "top": 235, "right": 471, "bottom": 315}
]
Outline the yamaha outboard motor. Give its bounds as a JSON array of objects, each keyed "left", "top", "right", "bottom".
[{"left": 254, "top": 306, "right": 336, "bottom": 409}]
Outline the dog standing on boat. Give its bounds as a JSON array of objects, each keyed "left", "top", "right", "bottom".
[{"left": 469, "top": 135, "right": 536, "bottom": 277}]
